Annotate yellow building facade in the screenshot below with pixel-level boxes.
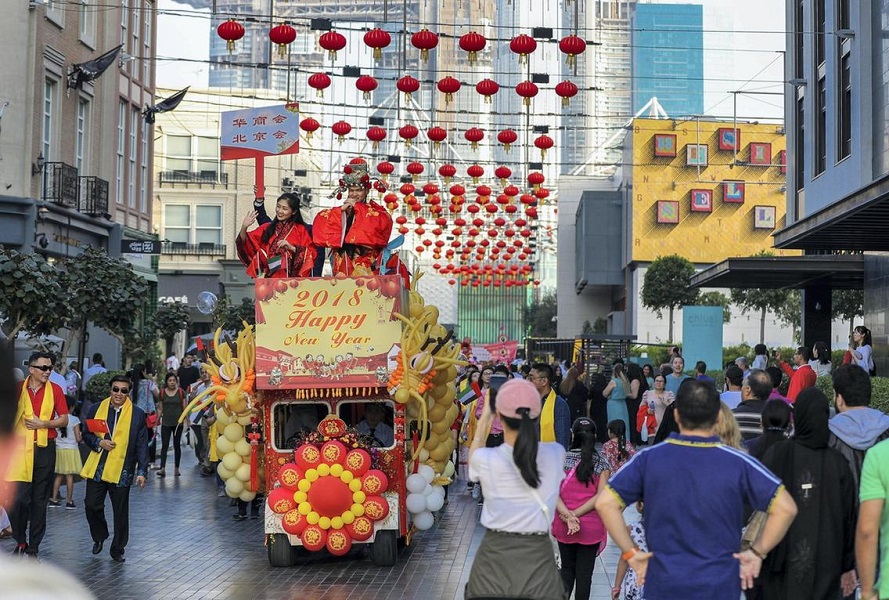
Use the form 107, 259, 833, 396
628, 118, 797, 263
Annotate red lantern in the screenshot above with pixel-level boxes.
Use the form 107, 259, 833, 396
427, 126, 447, 151
318, 31, 347, 60
439, 164, 457, 183
300, 117, 320, 139
555, 80, 579, 107
355, 75, 378, 101
527, 171, 545, 191
476, 185, 492, 200
534, 135, 554, 159
535, 187, 550, 201
459, 32, 487, 65
509, 34, 537, 63
494, 166, 512, 186
476, 79, 500, 103
497, 129, 518, 152
504, 185, 519, 197
377, 161, 394, 180
366, 126, 386, 150
400, 183, 415, 196
397, 75, 420, 102
406, 161, 425, 181
464, 127, 484, 151
331, 120, 352, 143
269, 23, 297, 58
217, 19, 245, 53
559, 34, 587, 66
411, 28, 439, 62
467, 164, 484, 184
515, 81, 539, 107
437, 76, 461, 105
307, 72, 331, 98
363, 28, 391, 60
422, 183, 439, 196
399, 124, 419, 147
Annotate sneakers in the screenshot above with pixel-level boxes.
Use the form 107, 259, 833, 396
156, 469, 166, 477
65, 502, 76, 510
48, 499, 61, 507
217, 488, 226, 498
470, 485, 480, 500
232, 514, 247, 521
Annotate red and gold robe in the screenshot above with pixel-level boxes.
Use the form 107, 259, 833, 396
236, 221, 317, 278
312, 200, 393, 276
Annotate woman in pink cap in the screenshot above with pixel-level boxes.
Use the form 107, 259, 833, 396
465, 378, 567, 600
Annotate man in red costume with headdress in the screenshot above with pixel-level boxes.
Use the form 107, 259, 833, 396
312, 158, 393, 276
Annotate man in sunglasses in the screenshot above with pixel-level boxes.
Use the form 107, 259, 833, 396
81, 375, 149, 563
6, 351, 69, 558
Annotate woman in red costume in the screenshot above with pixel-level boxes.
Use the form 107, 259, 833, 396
312, 159, 393, 276
237, 192, 317, 278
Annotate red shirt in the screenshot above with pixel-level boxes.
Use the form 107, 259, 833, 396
21, 381, 68, 440
779, 362, 817, 402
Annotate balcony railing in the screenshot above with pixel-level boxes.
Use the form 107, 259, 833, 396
43, 162, 79, 207
158, 170, 228, 188
161, 242, 227, 256
78, 176, 109, 217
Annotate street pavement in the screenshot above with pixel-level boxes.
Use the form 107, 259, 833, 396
3, 447, 623, 600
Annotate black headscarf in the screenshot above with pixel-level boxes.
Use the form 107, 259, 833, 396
791, 388, 831, 449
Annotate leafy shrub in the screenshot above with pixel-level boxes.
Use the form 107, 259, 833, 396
85, 370, 127, 403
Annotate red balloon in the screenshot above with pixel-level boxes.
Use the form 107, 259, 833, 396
295, 444, 321, 472
346, 516, 374, 542
282, 509, 308, 536
277, 463, 302, 491
361, 470, 389, 495
300, 524, 327, 552
307, 475, 353, 517
344, 449, 371, 476
320, 440, 347, 465
363, 496, 390, 521
268, 487, 297, 514
326, 529, 353, 556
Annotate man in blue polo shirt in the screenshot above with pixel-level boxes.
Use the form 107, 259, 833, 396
596, 380, 798, 600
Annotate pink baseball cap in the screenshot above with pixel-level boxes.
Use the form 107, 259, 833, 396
496, 378, 542, 419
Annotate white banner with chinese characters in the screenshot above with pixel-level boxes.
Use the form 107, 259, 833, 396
220, 104, 299, 160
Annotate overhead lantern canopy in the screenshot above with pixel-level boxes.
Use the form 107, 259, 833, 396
217, 19, 245, 53
411, 28, 439, 62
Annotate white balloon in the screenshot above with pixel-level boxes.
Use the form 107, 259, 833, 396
216, 435, 234, 455
225, 476, 244, 497
215, 411, 232, 426
426, 493, 445, 512
235, 462, 252, 482
237, 415, 253, 427
443, 461, 455, 479
239, 490, 257, 503
413, 510, 435, 531
234, 439, 252, 457
406, 473, 427, 494
430, 485, 446, 498
418, 449, 430, 462
224, 423, 244, 443
405, 493, 428, 514
196, 291, 218, 315
418, 464, 435, 484
216, 463, 233, 480
222, 451, 242, 472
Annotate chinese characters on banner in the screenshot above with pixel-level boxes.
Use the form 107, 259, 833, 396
254, 276, 404, 389
220, 104, 299, 160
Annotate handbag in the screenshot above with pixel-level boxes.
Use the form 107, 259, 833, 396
740, 510, 768, 551
145, 412, 157, 429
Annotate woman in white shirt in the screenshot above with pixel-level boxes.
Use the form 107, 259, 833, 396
465, 378, 567, 600
809, 341, 833, 377
849, 326, 875, 374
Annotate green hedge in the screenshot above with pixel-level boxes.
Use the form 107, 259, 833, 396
85, 370, 127, 403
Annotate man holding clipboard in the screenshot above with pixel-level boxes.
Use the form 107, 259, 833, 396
81, 375, 149, 562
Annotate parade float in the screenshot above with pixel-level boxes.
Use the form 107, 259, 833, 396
182, 272, 464, 566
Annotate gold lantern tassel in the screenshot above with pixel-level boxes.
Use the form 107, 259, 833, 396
277, 44, 287, 58
374, 48, 382, 60
421, 49, 429, 62
562, 97, 570, 108
504, 142, 512, 153
523, 97, 531, 107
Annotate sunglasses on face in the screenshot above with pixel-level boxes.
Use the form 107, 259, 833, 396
111, 386, 130, 394
30, 365, 52, 372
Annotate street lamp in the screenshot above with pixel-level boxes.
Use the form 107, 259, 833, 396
31, 152, 45, 175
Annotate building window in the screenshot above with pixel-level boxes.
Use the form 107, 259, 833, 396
144, 3, 152, 82
795, 90, 805, 192
195, 206, 222, 244
117, 100, 125, 204
165, 135, 191, 172
75, 98, 90, 172
42, 79, 56, 163
837, 0, 851, 161
46, 0, 65, 27
794, 0, 804, 79
120, 0, 129, 60
79, 0, 96, 47
141, 120, 148, 213
814, 0, 825, 67
163, 205, 190, 243
164, 135, 219, 176
815, 74, 826, 175
129, 108, 138, 207
163, 205, 222, 244
195, 136, 219, 176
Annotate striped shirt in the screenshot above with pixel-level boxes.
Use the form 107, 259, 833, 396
733, 399, 767, 441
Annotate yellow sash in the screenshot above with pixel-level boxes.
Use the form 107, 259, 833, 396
6, 379, 54, 482
81, 398, 133, 484
540, 388, 557, 442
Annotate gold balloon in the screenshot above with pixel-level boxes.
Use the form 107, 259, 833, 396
223, 423, 244, 443
234, 439, 252, 457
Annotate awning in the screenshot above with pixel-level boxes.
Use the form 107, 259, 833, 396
773, 173, 889, 251
689, 255, 864, 290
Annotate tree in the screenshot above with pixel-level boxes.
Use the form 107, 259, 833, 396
641, 255, 699, 342
522, 291, 557, 338
0, 247, 64, 346
833, 289, 864, 336
212, 296, 256, 331
57, 247, 151, 368
697, 291, 731, 324
593, 317, 608, 334
730, 286, 791, 344
153, 301, 191, 354
774, 289, 802, 344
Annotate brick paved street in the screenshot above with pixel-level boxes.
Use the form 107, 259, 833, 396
2, 448, 623, 600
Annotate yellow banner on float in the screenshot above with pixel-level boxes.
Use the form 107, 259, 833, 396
254, 276, 403, 389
